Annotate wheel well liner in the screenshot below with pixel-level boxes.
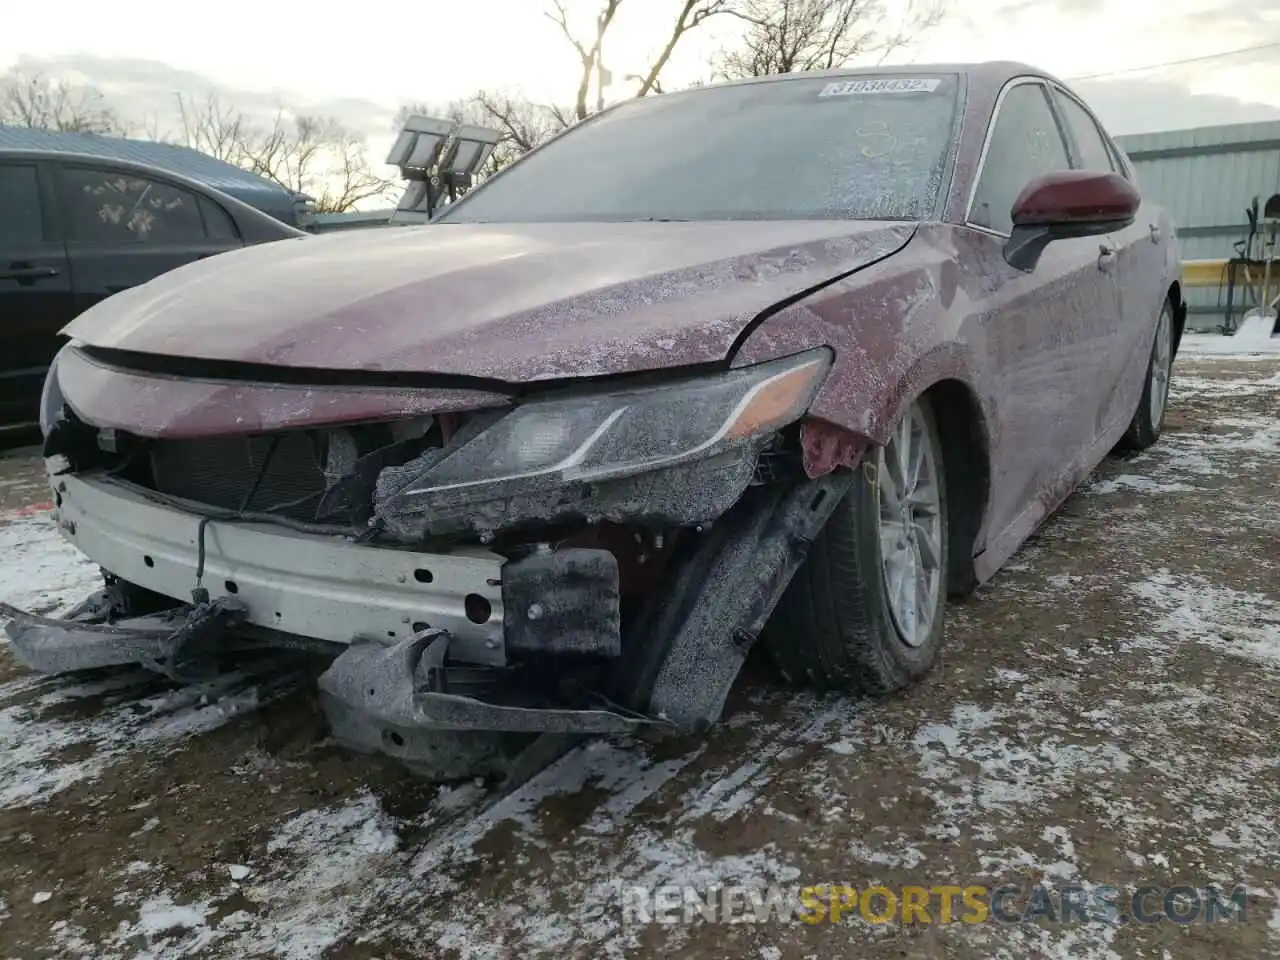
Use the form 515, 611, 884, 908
1168, 280, 1186, 352
923, 379, 989, 597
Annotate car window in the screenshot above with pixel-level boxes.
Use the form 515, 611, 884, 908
969, 82, 1072, 235
199, 196, 240, 241
63, 166, 207, 244
439, 74, 961, 223
0, 164, 44, 245
1053, 92, 1115, 172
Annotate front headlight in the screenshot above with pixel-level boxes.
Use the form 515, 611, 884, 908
39, 350, 66, 438
400, 347, 833, 504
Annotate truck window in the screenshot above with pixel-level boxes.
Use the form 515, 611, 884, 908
63, 166, 207, 244
0, 164, 44, 245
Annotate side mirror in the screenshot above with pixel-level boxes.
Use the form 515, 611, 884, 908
1003, 170, 1141, 271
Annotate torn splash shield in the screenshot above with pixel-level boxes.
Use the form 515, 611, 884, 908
318, 629, 660, 775
0, 596, 248, 680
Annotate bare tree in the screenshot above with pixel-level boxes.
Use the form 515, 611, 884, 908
632, 0, 737, 97
242, 114, 395, 213
174, 91, 249, 162
0, 68, 127, 135
716, 0, 945, 79
546, 0, 624, 121
545, 0, 733, 119
470, 92, 574, 166
171, 93, 396, 213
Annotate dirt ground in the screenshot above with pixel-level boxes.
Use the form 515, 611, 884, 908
0, 352, 1277, 960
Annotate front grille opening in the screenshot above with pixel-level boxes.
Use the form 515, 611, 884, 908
150, 432, 327, 520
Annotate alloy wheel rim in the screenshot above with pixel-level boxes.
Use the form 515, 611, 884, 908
877, 405, 943, 648
1150, 308, 1172, 426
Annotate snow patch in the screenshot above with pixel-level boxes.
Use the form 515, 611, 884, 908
0, 511, 99, 620
1130, 572, 1280, 666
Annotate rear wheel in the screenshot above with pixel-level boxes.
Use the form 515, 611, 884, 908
764, 396, 948, 693
1118, 300, 1174, 451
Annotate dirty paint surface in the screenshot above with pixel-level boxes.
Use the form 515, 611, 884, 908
62, 220, 914, 382
0, 353, 1276, 958
55, 347, 515, 440
52, 65, 1180, 601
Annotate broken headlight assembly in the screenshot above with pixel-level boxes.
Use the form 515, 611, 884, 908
393, 347, 833, 511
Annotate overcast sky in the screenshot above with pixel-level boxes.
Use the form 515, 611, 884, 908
4, 0, 1280, 152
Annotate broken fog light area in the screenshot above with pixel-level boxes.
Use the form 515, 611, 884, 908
378, 348, 833, 530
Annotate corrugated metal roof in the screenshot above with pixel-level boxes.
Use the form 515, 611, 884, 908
0, 125, 299, 222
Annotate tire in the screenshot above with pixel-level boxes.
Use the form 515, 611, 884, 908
1117, 299, 1175, 452
763, 396, 949, 694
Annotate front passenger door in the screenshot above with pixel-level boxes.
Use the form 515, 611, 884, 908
962, 79, 1123, 553
58, 163, 245, 320
1051, 87, 1162, 437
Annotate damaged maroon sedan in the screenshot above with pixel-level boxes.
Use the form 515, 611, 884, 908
4, 62, 1184, 778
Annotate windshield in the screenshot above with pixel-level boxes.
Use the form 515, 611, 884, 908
439, 73, 960, 224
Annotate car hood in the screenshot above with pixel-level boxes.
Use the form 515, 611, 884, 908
65, 220, 915, 383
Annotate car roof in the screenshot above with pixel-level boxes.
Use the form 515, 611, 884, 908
0, 144, 307, 237
0, 125, 302, 223
677, 60, 1055, 93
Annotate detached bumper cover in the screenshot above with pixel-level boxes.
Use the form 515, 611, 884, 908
319, 630, 649, 743
1, 596, 246, 679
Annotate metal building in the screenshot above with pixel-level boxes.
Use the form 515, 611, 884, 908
1115, 121, 1280, 331
0, 125, 307, 226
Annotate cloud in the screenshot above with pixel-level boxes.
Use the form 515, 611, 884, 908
7, 53, 403, 144
13, 25, 1280, 148
1079, 76, 1280, 135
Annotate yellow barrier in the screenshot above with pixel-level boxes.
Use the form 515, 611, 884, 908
1178, 258, 1280, 290
1181, 259, 1230, 289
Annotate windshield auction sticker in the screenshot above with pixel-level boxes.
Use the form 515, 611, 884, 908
819, 78, 942, 97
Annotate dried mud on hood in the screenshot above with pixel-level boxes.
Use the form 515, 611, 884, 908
0, 354, 1277, 959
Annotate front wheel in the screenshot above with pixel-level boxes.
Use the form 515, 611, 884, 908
764, 396, 949, 694
1118, 300, 1174, 451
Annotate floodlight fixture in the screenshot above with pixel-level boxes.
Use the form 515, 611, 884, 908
387, 115, 503, 223
386, 115, 455, 176
440, 124, 503, 179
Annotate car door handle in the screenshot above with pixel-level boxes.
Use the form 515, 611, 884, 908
1097, 245, 1117, 273
1, 264, 60, 281
1149, 223, 1162, 244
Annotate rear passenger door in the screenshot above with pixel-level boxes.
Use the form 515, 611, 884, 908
1050, 86, 1162, 432
0, 159, 72, 428
57, 162, 244, 319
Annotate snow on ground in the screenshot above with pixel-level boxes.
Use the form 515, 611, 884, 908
0, 509, 99, 617
1180, 331, 1280, 358
0, 356, 1277, 959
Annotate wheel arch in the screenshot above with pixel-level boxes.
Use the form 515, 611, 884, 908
920, 378, 990, 598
